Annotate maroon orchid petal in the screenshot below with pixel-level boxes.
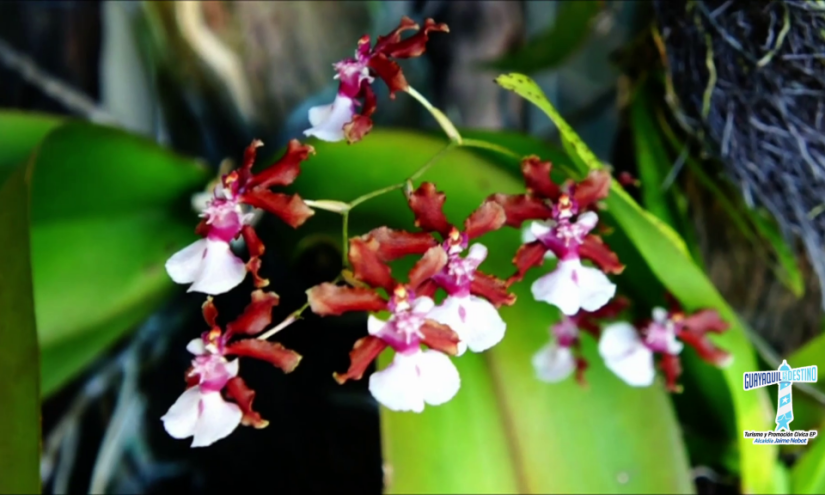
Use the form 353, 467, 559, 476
664, 292, 683, 314
659, 353, 683, 393
241, 225, 269, 289
226, 289, 280, 336
575, 356, 589, 387
242, 139, 264, 172
586, 296, 630, 320
521, 155, 561, 200
185, 366, 200, 388
408, 245, 448, 290
464, 200, 506, 240
368, 53, 408, 97
241, 190, 315, 228
372, 16, 420, 52
579, 234, 625, 275
333, 336, 388, 384
489, 193, 553, 228
507, 240, 549, 285
408, 182, 452, 237
677, 330, 732, 367
307, 283, 387, 316
360, 83, 378, 118
415, 279, 439, 299
364, 226, 438, 262
248, 139, 315, 189
195, 218, 210, 238
202, 297, 219, 328
680, 309, 730, 334
618, 171, 639, 188
225, 376, 268, 429
377, 18, 450, 59
573, 170, 611, 210
343, 114, 374, 144
349, 237, 395, 292
420, 320, 460, 356
225, 339, 302, 373
471, 270, 516, 307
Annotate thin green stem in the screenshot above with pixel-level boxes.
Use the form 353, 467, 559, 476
341, 210, 350, 266
408, 143, 455, 182
459, 138, 522, 160
405, 86, 463, 144
348, 183, 405, 209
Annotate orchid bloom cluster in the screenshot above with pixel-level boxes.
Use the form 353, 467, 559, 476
159, 15, 734, 449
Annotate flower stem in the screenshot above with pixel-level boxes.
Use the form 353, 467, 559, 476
341, 210, 350, 266
459, 138, 522, 161
405, 85, 463, 144
408, 143, 455, 182
257, 301, 310, 341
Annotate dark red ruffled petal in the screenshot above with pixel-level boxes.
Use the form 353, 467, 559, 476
618, 171, 639, 188
241, 225, 269, 288
333, 336, 388, 384
368, 53, 408, 97
579, 234, 624, 275
586, 295, 630, 320
372, 16, 420, 52
225, 339, 302, 373
349, 237, 395, 292
488, 193, 553, 228
677, 330, 732, 367
195, 218, 210, 237
573, 170, 611, 210
241, 139, 264, 173
680, 309, 729, 334
415, 278, 439, 299
408, 245, 448, 290
408, 182, 452, 237
659, 353, 683, 393
420, 320, 460, 356
248, 139, 315, 189
574, 356, 589, 387
507, 240, 549, 285
185, 366, 200, 388
202, 297, 219, 328
360, 83, 378, 118
241, 190, 315, 228
464, 200, 506, 240
470, 270, 516, 307
343, 114, 374, 144
225, 376, 268, 429
307, 283, 387, 316
521, 155, 561, 200
376, 18, 449, 59
226, 289, 280, 337
363, 226, 438, 262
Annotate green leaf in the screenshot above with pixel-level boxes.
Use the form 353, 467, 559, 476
7, 118, 210, 396
281, 130, 694, 494
481, 0, 601, 74
791, 427, 825, 493
494, 73, 778, 494
0, 111, 63, 182
0, 158, 41, 492
749, 209, 804, 298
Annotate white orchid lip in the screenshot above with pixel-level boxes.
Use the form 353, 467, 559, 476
598, 322, 655, 387
531, 257, 616, 316
368, 348, 460, 413
303, 94, 357, 142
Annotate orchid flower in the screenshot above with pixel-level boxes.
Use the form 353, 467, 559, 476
491, 156, 624, 315
599, 301, 732, 391
304, 16, 449, 144
165, 140, 315, 295
532, 297, 629, 385
162, 291, 302, 447
307, 239, 461, 413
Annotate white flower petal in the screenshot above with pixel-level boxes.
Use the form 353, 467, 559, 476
575, 264, 617, 313
598, 322, 655, 387
166, 239, 208, 284
652, 307, 669, 324
531, 259, 581, 315
521, 223, 556, 259
428, 295, 505, 355
367, 315, 388, 336
532, 342, 576, 383
416, 350, 461, 406
161, 387, 203, 440
369, 351, 426, 413
412, 296, 435, 314
190, 392, 243, 448
187, 239, 247, 295
576, 211, 599, 231
225, 358, 240, 379
529, 220, 553, 240
186, 338, 206, 356
466, 243, 488, 264
303, 94, 356, 142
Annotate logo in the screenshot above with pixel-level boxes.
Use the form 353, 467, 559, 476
743, 360, 818, 444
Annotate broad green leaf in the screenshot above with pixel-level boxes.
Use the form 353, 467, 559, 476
791, 430, 825, 494
10, 118, 210, 395
0, 111, 63, 182
0, 158, 40, 492
749, 209, 804, 298
495, 73, 777, 494
481, 0, 601, 74
279, 130, 693, 494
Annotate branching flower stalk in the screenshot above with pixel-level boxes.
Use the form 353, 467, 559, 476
159, 15, 734, 449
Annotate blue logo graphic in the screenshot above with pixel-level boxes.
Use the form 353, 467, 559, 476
743, 360, 818, 444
